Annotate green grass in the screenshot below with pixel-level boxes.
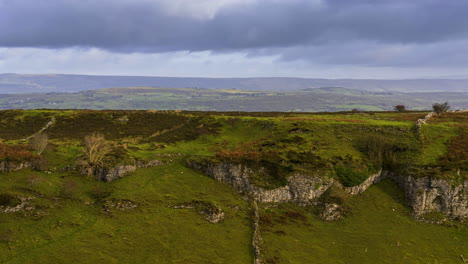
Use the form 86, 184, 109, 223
0, 164, 253, 264
418, 124, 459, 165
260, 180, 467, 264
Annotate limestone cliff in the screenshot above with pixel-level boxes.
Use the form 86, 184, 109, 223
86, 160, 163, 182
386, 172, 467, 220
189, 162, 334, 204
189, 161, 467, 220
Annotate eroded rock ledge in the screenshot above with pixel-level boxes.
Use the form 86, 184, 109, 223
83, 160, 164, 182
189, 162, 467, 220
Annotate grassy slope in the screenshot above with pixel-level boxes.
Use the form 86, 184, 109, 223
260, 180, 467, 264
0, 164, 252, 264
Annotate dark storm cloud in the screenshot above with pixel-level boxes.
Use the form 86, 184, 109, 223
1, 0, 468, 52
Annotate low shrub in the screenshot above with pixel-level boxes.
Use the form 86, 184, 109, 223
32, 157, 49, 171
26, 174, 43, 186
0, 193, 20, 207
0, 144, 34, 161
334, 166, 369, 187
319, 186, 350, 206
90, 185, 113, 201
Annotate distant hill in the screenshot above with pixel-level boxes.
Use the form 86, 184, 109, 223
1, 86, 467, 111
1, 73, 468, 94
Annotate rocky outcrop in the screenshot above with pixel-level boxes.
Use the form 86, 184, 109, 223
0, 157, 48, 172
386, 172, 467, 220
320, 203, 343, 221
86, 160, 163, 182
189, 162, 334, 204
1, 197, 35, 213
0, 160, 33, 172
190, 161, 467, 220
94, 165, 138, 182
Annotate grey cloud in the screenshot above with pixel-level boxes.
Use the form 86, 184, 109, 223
266, 39, 468, 67
1, 0, 468, 52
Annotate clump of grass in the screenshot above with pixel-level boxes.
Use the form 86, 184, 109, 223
90, 185, 113, 201
60, 180, 79, 199
319, 185, 350, 207
0, 229, 14, 244
25, 174, 44, 186
0, 193, 20, 207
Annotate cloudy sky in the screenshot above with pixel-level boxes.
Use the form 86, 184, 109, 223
1, 0, 468, 78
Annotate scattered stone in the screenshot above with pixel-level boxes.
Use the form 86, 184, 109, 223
320, 203, 343, 221
103, 198, 139, 214
172, 200, 225, 223
1, 197, 35, 213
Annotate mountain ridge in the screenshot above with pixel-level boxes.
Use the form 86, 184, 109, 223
1, 73, 468, 94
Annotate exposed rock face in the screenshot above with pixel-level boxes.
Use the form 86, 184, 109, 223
386, 172, 467, 220
0, 160, 33, 172
190, 162, 334, 204
190, 161, 467, 220
95, 165, 138, 182
86, 160, 163, 182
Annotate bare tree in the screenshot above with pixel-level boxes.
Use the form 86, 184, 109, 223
84, 132, 111, 166
394, 105, 406, 112
29, 133, 48, 155
432, 102, 450, 114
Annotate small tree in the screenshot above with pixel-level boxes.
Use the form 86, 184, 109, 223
84, 132, 111, 166
394, 105, 406, 112
29, 133, 48, 155
432, 102, 450, 114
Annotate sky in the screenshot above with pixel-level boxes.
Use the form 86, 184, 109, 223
1, 0, 468, 79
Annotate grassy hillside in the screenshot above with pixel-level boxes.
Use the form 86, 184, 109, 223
0, 110, 466, 263
260, 180, 467, 264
